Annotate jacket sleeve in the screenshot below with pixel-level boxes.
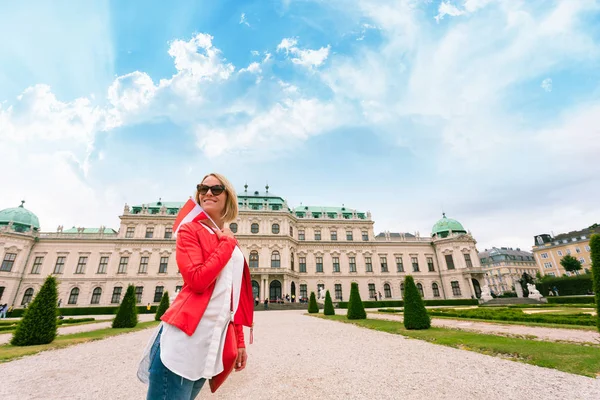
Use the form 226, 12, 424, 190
234, 323, 245, 348
176, 223, 236, 294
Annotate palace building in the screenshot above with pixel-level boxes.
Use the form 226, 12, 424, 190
0, 188, 486, 308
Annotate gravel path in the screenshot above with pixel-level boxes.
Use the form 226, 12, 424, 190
0, 314, 156, 345
368, 312, 600, 344
1, 310, 599, 400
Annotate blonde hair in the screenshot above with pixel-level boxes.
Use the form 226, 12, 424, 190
196, 172, 239, 223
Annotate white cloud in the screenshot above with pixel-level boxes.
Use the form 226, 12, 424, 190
434, 1, 465, 23
251, 50, 260, 56
239, 13, 250, 27
276, 37, 298, 54
107, 71, 156, 115
277, 38, 330, 68
239, 62, 262, 74
541, 78, 552, 92
167, 33, 234, 82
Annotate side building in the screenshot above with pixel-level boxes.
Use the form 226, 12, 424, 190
478, 247, 538, 295
532, 224, 599, 277
0, 191, 486, 308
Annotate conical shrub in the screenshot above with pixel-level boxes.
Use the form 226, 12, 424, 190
112, 285, 138, 328
590, 234, 600, 332
324, 290, 335, 315
403, 276, 430, 330
347, 282, 366, 320
11, 276, 59, 346
155, 291, 170, 321
308, 292, 319, 313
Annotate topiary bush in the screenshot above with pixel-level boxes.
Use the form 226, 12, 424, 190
112, 285, 138, 328
155, 291, 170, 321
590, 234, 600, 332
347, 282, 366, 320
308, 292, 319, 314
403, 276, 430, 330
11, 276, 59, 346
324, 290, 335, 316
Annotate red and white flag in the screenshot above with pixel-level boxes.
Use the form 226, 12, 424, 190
172, 198, 211, 237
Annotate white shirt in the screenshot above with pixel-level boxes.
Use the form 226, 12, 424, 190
136, 223, 244, 383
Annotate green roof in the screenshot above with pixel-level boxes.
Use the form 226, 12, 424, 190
62, 227, 117, 234
293, 205, 366, 219
0, 201, 40, 232
432, 213, 466, 237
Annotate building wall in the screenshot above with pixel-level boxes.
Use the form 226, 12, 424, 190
533, 239, 593, 277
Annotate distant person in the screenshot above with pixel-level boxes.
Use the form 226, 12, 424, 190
146, 303, 151, 311
264, 298, 269, 310
255, 296, 259, 306
57, 299, 62, 307
552, 286, 559, 296
0, 304, 7, 319
378, 291, 382, 300
291, 294, 295, 303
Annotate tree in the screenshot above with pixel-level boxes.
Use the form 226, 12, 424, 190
323, 290, 335, 316
11, 276, 59, 346
560, 254, 583, 273
308, 292, 319, 314
403, 276, 430, 330
155, 291, 170, 321
589, 234, 600, 332
112, 285, 138, 328
347, 282, 366, 320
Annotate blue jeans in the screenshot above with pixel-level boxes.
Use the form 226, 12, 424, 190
147, 328, 206, 400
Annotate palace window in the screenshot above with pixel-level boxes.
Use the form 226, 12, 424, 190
159, 256, 169, 273
365, 257, 373, 272
368, 284, 376, 300
31, 256, 44, 274
251, 223, 259, 234
53, 256, 66, 274
68, 288, 80, 305
139, 257, 149, 274
75, 256, 88, 274
164, 227, 173, 239
97, 257, 109, 274
335, 284, 342, 300
117, 257, 129, 274
0, 253, 16, 272
111, 287, 122, 304
272, 223, 280, 234
541, 253, 549, 259
289, 226, 293, 236
300, 284, 307, 299
154, 286, 164, 302
316, 257, 323, 273
544, 262, 553, 269
445, 255, 455, 270
451, 281, 461, 296
576, 248, 581, 253
299, 257, 306, 273
330, 230, 337, 241
135, 286, 143, 303
333, 257, 340, 273
396, 257, 404, 272
585, 245, 591, 252
271, 251, 281, 268
125, 226, 135, 238
579, 257, 585, 265
21, 288, 34, 305
349, 257, 356, 273
291, 253, 295, 271
427, 257, 435, 272
464, 254, 473, 268
315, 230, 321, 240
400, 283, 404, 298
90, 287, 102, 304
176, 285, 183, 293
250, 251, 259, 268
432, 283, 440, 297
145, 227, 154, 239
380, 256, 388, 273
346, 231, 353, 241
362, 231, 368, 241
566, 249, 571, 255
230, 223, 237, 233
411, 257, 419, 272
384, 283, 392, 298
557, 250, 563, 256
416, 283, 424, 297
299, 230, 305, 240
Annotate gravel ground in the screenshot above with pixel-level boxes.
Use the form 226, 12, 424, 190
368, 312, 600, 344
1, 310, 599, 400
0, 314, 156, 345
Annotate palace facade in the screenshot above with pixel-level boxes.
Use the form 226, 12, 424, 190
478, 247, 538, 295
0, 188, 487, 308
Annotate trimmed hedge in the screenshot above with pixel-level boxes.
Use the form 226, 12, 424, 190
0, 317, 96, 333
155, 292, 170, 321
428, 307, 595, 326
112, 285, 138, 328
308, 292, 319, 314
9, 305, 158, 318
547, 296, 596, 304
337, 299, 478, 309
536, 274, 593, 296
347, 282, 366, 320
590, 233, 600, 332
323, 290, 335, 316
403, 276, 430, 330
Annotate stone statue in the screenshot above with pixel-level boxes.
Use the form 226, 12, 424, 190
317, 287, 326, 304
480, 284, 493, 302
527, 283, 543, 301
123, 203, 130, 214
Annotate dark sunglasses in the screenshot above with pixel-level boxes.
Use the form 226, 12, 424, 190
197, 184, 226, 196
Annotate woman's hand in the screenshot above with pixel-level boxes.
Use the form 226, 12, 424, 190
215, 226, 236, 241
234, 348, 247, 371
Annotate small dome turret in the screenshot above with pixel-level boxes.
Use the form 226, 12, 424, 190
0, 201, 40, 232
431, 213, 466, 238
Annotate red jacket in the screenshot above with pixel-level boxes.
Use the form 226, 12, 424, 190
161, 222, 254, 348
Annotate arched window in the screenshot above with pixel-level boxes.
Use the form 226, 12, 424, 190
384, 283, 392, 298
251, 223, 259, 234
91, 287, 102, 304
230, 223, 238, 233
272, 223, 280, 234
400, 283, 404, 298
416, 283, 424, 297
291, 253, 295, 271
289, 226, 293, 236
68, 287, 80, 304
21, 288, 34, 305
249, 251, 259, 268
271, 251, 281, 268
432, 283, 440, 297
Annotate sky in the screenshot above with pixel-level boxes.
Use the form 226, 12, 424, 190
1, 0, 599, 252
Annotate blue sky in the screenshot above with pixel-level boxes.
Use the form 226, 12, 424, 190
1, 0, 599, 251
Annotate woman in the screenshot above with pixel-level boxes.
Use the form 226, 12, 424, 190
139, 173, 254, 399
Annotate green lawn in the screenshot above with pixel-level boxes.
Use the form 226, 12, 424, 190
0, 321, 159, 362
0, 318, 113, 334
313, 314, 600, 378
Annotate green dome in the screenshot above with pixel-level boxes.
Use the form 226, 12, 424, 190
0, 201, 40, 232
432, 213, 466, 237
